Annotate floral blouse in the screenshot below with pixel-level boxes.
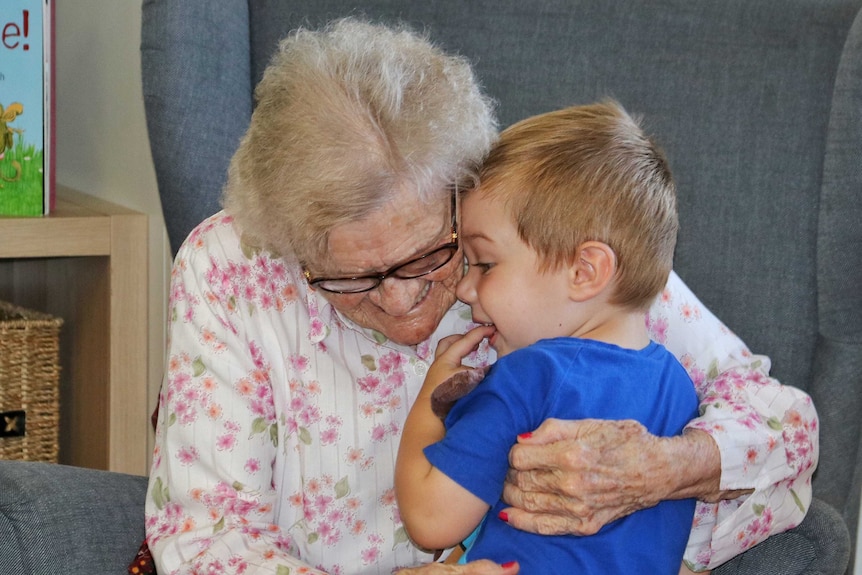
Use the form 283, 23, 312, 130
146, 212, 818, 574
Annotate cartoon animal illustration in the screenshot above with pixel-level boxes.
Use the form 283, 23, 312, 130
1, 102, 25, 185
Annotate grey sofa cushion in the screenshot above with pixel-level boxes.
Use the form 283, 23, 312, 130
0, 461, 147, 575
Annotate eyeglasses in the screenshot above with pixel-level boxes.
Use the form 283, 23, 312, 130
304, 192, 459, 294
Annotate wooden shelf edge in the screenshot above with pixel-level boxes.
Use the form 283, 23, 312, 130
0, 187, 146, 258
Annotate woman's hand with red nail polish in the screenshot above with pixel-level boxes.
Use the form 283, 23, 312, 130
501, 418, 733, 537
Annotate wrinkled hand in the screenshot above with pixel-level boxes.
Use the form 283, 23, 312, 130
502, 418, 678, 536
396, 560, 519, 575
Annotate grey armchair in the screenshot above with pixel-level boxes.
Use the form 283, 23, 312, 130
1, 1, 860, 573
142, 4, 862, 572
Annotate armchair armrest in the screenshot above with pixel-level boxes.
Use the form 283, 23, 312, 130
0, 460, 147, 575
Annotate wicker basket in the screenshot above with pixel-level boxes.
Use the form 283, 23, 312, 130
0, 300, 63, 463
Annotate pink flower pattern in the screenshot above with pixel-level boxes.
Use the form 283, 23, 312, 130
146, 212, 817, 574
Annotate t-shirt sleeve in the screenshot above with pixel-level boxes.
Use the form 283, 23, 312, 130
423, 351, 554, 505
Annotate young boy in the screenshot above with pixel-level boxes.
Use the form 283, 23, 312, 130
395, 101, 699, 574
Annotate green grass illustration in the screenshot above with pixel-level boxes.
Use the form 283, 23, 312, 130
0, 134, 45, 216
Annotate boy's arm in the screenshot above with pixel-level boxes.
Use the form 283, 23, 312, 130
395, 326, 495, 551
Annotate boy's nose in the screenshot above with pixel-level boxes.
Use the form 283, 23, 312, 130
455, 269, 477, 304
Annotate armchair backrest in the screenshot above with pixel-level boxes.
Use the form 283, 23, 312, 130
141, 0, 862, 564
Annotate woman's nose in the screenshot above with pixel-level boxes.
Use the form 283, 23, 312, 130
367, 277, 428, 316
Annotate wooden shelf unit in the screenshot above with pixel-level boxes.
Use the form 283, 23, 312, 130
0, 186, 148, 475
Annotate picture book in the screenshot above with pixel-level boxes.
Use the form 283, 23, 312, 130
0, 0, 54, 216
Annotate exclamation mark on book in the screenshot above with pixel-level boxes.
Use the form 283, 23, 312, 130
22, 10, 30, 51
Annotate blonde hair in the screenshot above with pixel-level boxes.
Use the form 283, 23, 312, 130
222, 18, 497, 264
476, 100, 677, 310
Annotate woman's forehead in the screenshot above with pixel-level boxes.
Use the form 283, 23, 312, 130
319, 193, 449, 273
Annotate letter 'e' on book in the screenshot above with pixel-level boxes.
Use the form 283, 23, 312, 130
1, 0, 54, 216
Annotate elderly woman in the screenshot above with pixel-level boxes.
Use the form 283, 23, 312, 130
145, 18, 817, 575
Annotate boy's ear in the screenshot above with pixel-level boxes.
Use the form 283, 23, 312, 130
567, 241, 617, 302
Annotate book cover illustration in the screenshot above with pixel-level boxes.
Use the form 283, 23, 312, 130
1, 0, 52, 216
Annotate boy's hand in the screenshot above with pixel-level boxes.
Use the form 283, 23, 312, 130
422, 325, 496, 397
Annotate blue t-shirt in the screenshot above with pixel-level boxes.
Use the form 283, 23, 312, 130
424, 338, 698, 574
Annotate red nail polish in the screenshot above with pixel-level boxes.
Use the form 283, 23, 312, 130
498, 510, 509, 522
502, 561, 517, 568
518, 431, 532, 440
